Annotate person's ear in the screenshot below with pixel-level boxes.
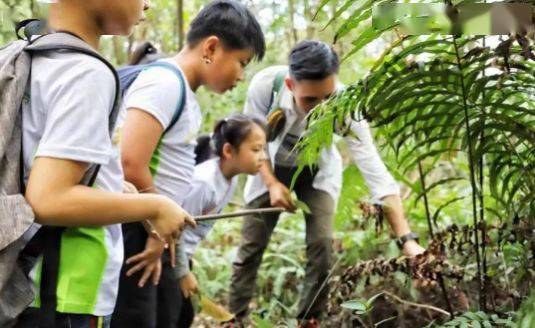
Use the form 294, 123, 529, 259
202, 36, 220, 64
285, 77, 295, 92
222, 143, 234, 160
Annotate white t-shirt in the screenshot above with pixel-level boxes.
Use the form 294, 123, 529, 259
21, 50, 124, 316
174, 158, 238, 277
122, 58, 202, 205
244, 65, 400, 203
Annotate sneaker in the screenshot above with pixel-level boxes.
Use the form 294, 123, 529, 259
298, 318, 321, 328
220, 317, 245, 328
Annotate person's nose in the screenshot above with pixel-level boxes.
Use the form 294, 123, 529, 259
237, 69, 245, 82
260, 150, 268, 162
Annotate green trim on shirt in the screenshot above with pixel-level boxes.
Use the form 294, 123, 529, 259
32, 227, 108, 314
32, 258, 43, 307
56, 227, 108, 314
149, 138, 164, 176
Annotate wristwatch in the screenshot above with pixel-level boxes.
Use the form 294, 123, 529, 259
396, 232, 419, 249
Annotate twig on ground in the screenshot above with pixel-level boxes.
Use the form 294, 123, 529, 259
381, 290, 450, 316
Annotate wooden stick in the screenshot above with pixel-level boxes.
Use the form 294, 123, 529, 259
381, 290, 450, 316
194, 207, 286, 222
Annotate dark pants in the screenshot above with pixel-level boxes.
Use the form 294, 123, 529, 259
229, 166, 335, 320
111, 223, 183, 328
176, 260, 195, 328
15, 308, 112, 328
176, 296, 194, 328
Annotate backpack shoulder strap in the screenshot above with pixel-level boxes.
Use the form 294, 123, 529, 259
24, 33, 121, 186
24, 33, 120, 123
16, 19, 49, 41
144, 61, 187, 135
268, 67, 289, 115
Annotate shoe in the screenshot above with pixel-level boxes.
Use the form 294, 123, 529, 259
298, 318, 321, 328
220, 317, 244, 328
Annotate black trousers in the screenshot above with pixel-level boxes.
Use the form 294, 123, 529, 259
15, 308, 112, 328
176, 258, 195, 328
111, 223, 183, 328
176, 294, 194, 328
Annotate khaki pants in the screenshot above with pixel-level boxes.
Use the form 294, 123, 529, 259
229, 166, 335, 320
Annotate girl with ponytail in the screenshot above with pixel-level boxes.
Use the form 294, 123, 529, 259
176, 113, 267, 326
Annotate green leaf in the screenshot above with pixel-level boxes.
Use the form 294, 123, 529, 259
341, 300, 368, 313
464, 312, 479, 321
251, 314, 274, 328
295, 199, 312, 214
365, 292, 384, 308
313, 0, 332, 20
342, 24, 396, 61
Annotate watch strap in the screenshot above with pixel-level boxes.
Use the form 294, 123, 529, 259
397, 232, 419, 248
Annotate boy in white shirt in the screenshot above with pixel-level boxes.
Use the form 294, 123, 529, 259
15, 1, 193, 327
112, 1, 266, 327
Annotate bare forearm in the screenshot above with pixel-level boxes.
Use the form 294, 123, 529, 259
259, 160, 278, 187
381, 194, 412, 237
29, 185, 167, 227
121, 109, 164, 193
123, 164, 161, 232
123, 163, 156, 193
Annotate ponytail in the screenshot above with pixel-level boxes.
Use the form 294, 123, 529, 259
194, 134, 214, 165
128, 41, 162, 65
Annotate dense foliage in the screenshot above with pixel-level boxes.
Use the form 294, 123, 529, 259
1, 0, 533, 327
296, 0, 534, 327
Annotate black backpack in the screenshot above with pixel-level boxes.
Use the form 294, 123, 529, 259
117, 60, 187, 135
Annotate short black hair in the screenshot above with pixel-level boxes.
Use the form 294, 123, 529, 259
289, 40, 340, 80
187, 0, 265, 60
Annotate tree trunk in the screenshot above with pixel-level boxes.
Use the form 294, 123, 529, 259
288, 0, 298, 46
177, 0, 184, 50
304, 0, 316, 39
112, 37, 126, 65
127, 34, 134, 59
30, 0, 36, 16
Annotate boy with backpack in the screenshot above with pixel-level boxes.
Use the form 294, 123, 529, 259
0, 1, 195, 327
110, 1, 266, 327
227, 40, 426, 327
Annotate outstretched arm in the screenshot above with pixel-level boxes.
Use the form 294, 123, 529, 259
381, 194, 425, 256
258, 161, 296, 211
344, 120, 424, 256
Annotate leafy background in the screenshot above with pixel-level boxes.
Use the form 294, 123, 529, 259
1, 0, 533, 327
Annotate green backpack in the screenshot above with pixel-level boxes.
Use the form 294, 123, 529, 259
266, 68, 288, 141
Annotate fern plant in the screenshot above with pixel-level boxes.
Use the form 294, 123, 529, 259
432, 311, 515, 328
298, 0, 534, 319
298, 35, 534, 217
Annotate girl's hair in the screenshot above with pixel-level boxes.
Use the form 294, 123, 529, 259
194, 113, 267, 164
194, 134, 213, 165
128, 41, 163, 65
